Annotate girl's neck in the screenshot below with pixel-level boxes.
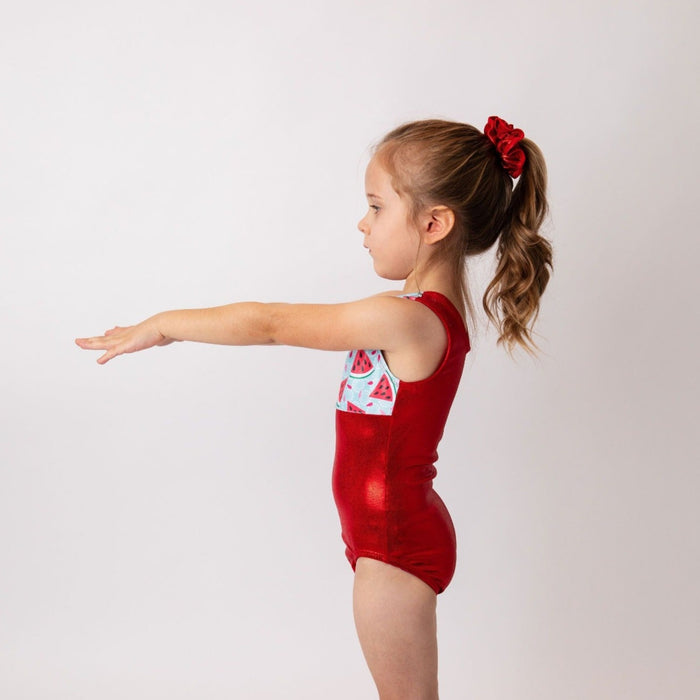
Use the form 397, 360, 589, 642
402, 265, 466, 321
402, 262, 454, 296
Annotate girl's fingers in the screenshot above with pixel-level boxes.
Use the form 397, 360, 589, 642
75, 326, 125, 346
76, 336, 122, 354
96, 343, 126, 364
97, 351, 115, 365
75, 336, 108, 348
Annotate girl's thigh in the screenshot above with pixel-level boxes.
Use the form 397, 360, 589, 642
352, 557, 439, 700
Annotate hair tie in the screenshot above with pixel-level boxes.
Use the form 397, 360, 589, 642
484, 116, 526, 179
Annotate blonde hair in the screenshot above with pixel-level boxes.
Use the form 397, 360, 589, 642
373, 118, 553, 357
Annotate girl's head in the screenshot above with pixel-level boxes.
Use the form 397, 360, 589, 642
369, 117, 553, 357
357, 154, 445, 282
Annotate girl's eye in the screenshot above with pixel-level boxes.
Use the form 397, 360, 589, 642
370, 205, 381, 213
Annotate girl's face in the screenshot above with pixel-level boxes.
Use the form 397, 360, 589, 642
357, 157, 421, 281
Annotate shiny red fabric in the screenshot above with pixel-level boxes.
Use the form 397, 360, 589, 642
484, 115, 526, 178
331, 291, 470, 594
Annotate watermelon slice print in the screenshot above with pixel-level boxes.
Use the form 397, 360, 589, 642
349, 349, 374, 378
338, 377, 347, 402
369, 373, 394, 402
346, 401, 366, 414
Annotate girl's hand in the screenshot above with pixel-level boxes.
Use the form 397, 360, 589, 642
75, 320, 175, 365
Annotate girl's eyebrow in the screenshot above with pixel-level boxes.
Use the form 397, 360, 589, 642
366, 193, 383, 200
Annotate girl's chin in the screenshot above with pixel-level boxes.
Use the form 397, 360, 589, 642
373, 264, 410, 282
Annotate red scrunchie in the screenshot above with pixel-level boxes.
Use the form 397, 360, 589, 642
484, 116, 526, 179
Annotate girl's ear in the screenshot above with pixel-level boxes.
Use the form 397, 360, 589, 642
421, 205, 455, 245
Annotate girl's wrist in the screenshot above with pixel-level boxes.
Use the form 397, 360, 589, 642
149, 312, 174, 342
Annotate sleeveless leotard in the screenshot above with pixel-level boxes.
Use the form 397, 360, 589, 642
332, 291, 470, 594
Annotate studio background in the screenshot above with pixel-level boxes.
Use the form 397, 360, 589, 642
1, 1, 697, 698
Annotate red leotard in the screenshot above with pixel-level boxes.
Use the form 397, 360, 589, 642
332, 291, 470, 594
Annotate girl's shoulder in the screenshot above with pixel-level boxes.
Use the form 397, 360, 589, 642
370, 289, 466, 328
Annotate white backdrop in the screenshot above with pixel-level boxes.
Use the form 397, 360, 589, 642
1, 1, 698, 698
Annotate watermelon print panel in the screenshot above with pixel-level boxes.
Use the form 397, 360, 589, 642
335, 293, 420, 415
336, 348, 399, 415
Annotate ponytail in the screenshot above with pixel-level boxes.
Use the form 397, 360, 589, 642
482, 138, 553, 357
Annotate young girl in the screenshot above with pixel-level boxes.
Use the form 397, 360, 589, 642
76, 116, 552, 699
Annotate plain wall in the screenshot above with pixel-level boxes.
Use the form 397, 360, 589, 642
1, 1, 698, 698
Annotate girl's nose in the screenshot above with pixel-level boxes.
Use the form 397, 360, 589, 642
357, 215, 368, 234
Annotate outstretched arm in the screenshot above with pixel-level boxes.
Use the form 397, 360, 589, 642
75, 295, 445, 366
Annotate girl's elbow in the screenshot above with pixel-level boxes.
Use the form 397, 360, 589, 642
262, 303, 287, 345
